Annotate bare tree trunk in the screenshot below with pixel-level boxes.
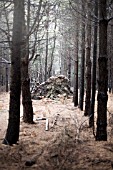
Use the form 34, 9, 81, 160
39, 41, 43, 83
89, 0, 98, 127
48, 14, 57, 78
84, 0, 92, 116
44, 4, 49, 81
21, 0, 33, 124
108, 20, 113, 93
48, 35, 56, 78
79, 1, 86, 111
73, 14, 79, 107
5, 64, 8, 92
64, 45, 68, 77
3, 0, 23, 145
67, 47, 71, 85
110, 24, 113, 93
96, 0, 108, 141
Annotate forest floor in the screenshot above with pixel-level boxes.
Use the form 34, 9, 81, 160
0, 90, 113, 170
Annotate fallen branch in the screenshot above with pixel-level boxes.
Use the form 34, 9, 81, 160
50, 114, 60, 129
35, 117, 49, 131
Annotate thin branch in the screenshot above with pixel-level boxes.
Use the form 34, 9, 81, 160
107, 16, 113, 22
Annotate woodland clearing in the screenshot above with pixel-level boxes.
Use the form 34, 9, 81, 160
0, 91, 113, 170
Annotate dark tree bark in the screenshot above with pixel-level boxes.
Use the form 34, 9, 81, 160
39, 42, 43, 83
110, 24, 113, 93
73, 13, 79, 107
5, 64, 9, 92
67, 47, 71, 85
3, 0, 23, 145
89, 0, 98, 127
108, 19, 113, 93
84, 0, 92, 116
21, 0, 34, 124
96, 0, 108, 141
79, 1, 86, 111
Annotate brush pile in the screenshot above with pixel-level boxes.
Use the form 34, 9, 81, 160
31, 75, 72, 100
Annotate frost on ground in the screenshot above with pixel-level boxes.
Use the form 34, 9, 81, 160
0, 92, 113, 170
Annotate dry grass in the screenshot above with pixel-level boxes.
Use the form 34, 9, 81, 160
0, 92, 113, 170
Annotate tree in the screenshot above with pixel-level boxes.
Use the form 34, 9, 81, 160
96, 0, 108, 141
29, 0, 59, 82
72, 2, 79, 107
73, 29, 79, 107
44, 2, 49, 81
48, 11, 57, 78
108, 2, 113, 93
84, 0, 92, 116
79, 0, 86, 111
89, 0, 98, 127
21, 0, 34, 124
3, 0, 23, 145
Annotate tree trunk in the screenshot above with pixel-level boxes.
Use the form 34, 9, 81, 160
79, 1, 86, 111
44, 4, 49, 81
84, 0, 92, 116
5, 64, 9, 92
108, 20, 113, 93
89, 0, 98, 127
67, 47, 71, 85
21, 0, 34, 124
110, 24, 113, 93
96, 0, 108, 141
3, 0, 23, 145
39, 42, 43, 83
73, 13, 79, 107
48, 15, 57, 78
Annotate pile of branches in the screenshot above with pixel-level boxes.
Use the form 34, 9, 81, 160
31, 75, 72, 100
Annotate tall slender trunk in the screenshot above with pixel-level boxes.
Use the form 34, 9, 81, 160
89, 0, 98, 127
68, 47, 71, 85
5, 64, 8, 92
108, 21, 113, 93
73, 14, 79, 107
44, 4, 49, 81
96, 0, 108, 141
79, 1, 86, 111
3, 0, 23, 145
64, 42, 68, 77
48, 14, 57, 78
21, 0, 33, 124
39, 41, 43, 83
84, 0, 92, 116
48, 35, 56, 78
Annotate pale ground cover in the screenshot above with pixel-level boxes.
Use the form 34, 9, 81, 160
0, 91, 113, 170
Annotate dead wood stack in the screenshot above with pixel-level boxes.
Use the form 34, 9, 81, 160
31, 75, 72, 100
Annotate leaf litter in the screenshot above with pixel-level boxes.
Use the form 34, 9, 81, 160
0, 92, 113, 170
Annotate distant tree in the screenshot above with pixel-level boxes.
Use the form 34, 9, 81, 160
44, 3, 49, 81
3, 0, 23, 145
48, 12, 57, 78
72, 3, 79, 107
79, 0, 86, 111
0, 2, 13, 91
73, 32, 79, 106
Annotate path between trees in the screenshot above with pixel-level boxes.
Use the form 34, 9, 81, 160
0, 92, 113, 170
